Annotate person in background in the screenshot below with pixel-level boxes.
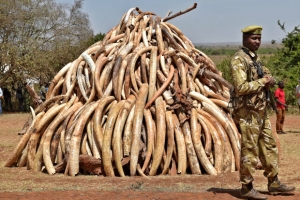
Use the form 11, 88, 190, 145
274, 81, 288, 134
3, 87, 13, 112
0, 86, 3, 115
45, 82, 49, 93
230, 25, 295, 200
39, 82, 46, 101
22, 83, 31, 113
12, 83, 25, 112
296, 78, 300, 112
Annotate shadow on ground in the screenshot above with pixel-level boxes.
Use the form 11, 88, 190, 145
207, 188, 241, 199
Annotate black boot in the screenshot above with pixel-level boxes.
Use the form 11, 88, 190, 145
268, 175, 295, 195
240, 182, 268, 200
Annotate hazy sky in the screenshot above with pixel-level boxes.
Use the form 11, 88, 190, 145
57, 0, 300, 44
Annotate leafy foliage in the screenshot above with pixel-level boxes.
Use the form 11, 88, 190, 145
216, 56, 232, 84
266, 21, 300, 105
87, 32, 106, 47
0, 0, 94, 86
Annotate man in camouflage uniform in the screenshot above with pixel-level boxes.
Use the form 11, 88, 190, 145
230, 25, 295, 200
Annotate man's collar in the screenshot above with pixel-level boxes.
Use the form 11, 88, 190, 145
242, 46, 257, 58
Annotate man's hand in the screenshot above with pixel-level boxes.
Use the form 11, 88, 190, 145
264, 75, 276, 86
285, 104, 289, 111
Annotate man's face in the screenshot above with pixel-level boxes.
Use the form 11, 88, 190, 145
243, 34, 261, 52
279, 82, 285, 89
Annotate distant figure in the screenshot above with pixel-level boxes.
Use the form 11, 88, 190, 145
0, 85, 3, 115
45, 82, 49, 93
296, 78, 300, 112
3, 87, 13, 111
274, 81, 288, 134
22, 83, 31, 113
13, 83, 25, 112
39, 82, 46, 101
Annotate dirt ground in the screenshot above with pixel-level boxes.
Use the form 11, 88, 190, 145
0, 113, 300, 200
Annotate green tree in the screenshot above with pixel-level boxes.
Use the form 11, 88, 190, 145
266, 21, 300, 105
87, 32, 106, 47
217, 56, 232, 84
0, 0, 94, 85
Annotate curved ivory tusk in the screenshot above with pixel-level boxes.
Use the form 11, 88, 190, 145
197, 113, 223, 174
30, 106, 36, 119
93, 96, 115, 155
69, 101, 100, 176
47, 62, 72, 100
141, 108, 156, 172
130, 83, 148, 176
149, 97, 166, 176
76, 62, 89, 102
190, 108, 217, 175
124, 7, 137, 23
198, 108, 232, 173
102, 100, 126, 177
145, 64, 174, 109
147, 46, 158, 102
82, 52, 96, 72
130, 46, 153, 92
201, 101, 240, 171
173, 114, 187, 174
161, 111, 175, 175
112, 95, 136, 176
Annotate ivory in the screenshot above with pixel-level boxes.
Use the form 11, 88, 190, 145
102, 100, 126, 177
86, 120, 100, 159
149, 97, 166, 176
82, 52, 96, 71
41, 98, 78, 173
5, 7, 242, 178
47, 62, 72, 100
147, 46, 158, 103
112, 95, 136, 176
197, 113, 223, 174
130, 83, 148, 176
161, 111, 175, 175
141, 109, 156, 172
190, 108, 217, 175
116, 53, 132, 101
93, 96, 115, 154
130, 46, 153, 92
68, 102, 99, 176
123, 104, 135, 156
145, 64, 174, 109
173, 114, 187, 174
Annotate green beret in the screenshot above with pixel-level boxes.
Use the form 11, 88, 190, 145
241, 25, 263, 34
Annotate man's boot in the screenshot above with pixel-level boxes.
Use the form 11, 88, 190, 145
240, 182, 268, 200
268, 175, 295, 195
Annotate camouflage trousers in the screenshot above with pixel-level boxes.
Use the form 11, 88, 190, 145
235, 107, 279, 185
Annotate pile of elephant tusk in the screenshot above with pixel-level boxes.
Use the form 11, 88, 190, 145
4, 5, 241, 177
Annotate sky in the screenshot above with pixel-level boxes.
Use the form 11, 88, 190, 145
56, 0, 300, 44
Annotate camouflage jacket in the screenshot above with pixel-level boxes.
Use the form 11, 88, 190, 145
230, 47, 271, 111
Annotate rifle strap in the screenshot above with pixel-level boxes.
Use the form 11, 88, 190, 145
241, 47, 264, 78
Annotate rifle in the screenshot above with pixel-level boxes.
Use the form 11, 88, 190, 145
267, 89, 278, 113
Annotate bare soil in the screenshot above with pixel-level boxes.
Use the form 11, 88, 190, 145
0, 113, 300, 200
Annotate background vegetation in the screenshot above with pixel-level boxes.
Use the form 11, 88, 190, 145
0, 0, 103, 86
198, 22, 300, 107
